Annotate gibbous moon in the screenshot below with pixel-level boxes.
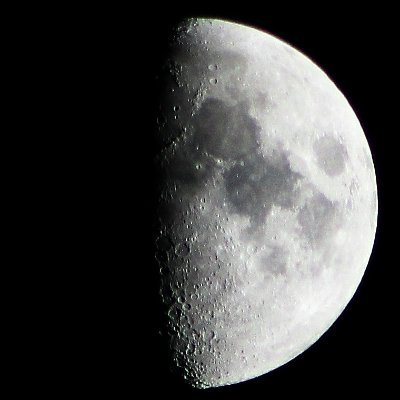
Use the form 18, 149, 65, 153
154, 18, 377, 389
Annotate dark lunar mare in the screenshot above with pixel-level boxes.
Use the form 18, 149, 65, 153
158, 97, 304, 231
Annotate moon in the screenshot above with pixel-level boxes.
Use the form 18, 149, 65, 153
154, 18, 377, 389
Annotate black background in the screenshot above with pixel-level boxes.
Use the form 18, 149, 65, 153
77, 5, 396, 398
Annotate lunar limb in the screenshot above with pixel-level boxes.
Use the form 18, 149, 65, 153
155, 19, 377, 388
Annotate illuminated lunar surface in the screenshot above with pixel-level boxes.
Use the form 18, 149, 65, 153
154, 18, 377, 388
